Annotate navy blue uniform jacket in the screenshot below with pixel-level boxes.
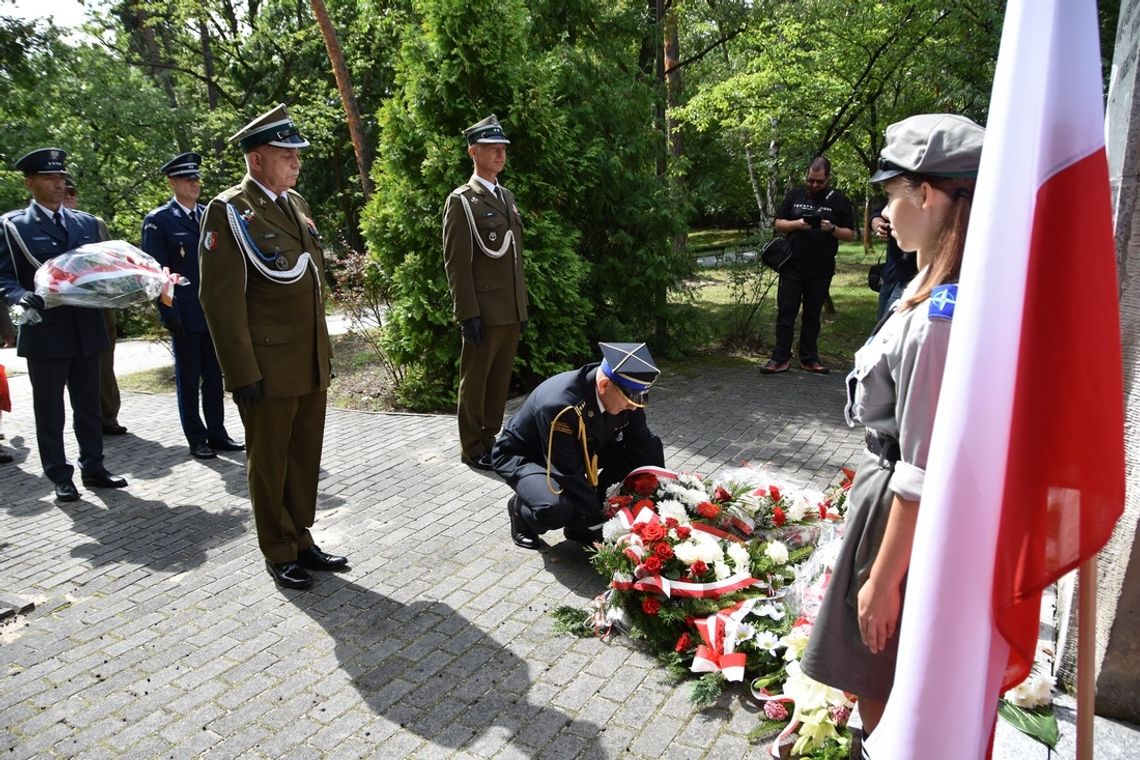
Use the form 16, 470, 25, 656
0, 202, 110, 358
141, 199, 207, 333
492, 364, 659, 509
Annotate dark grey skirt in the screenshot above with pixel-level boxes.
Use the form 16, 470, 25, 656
800, 448, 903, 702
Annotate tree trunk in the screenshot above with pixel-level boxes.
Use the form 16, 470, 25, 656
309, 0, 374, 200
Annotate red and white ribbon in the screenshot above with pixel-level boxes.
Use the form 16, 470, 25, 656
689, 598, 758, 681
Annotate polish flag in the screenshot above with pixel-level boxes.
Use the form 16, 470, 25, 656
866, 1, 1125, 758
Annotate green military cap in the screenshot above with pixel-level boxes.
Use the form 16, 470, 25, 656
230, 103, 311, 152
463, 114, 510, 145
871, 114, 985, 183
599, 342, 660, 408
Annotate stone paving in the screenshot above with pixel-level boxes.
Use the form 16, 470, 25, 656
0, 340, 1134, 758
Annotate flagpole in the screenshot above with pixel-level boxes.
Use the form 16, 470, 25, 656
1077, 556, 1097, 760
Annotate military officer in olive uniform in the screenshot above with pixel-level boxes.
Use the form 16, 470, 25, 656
492, 342, 666, 550
142, 152, 242, 460
0, 148, 129, 501
198, 105, 347, 590
443, 114, 528, 471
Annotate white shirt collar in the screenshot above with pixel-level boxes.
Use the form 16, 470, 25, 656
174, 199, 197, 216
250, 177, 282, 203
33, 200, 65, 221
472, 175, 500, 195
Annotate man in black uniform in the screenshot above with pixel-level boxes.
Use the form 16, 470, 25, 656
492, 342, 665, 550
141, 152, 242, 460
0, 148, 128, 501
763, 156, 856, 375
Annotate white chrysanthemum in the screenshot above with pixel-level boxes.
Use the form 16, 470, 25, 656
677, 473, 705, 490
754, 601, 785, 621
765, 540, 790, 565
692, 534, 725, 564
1004, 671, 1054, 709
673, 541, 701, 565
602, 516, 627, 542
785, 497, 809, 522
753, 630, 782, 655
655, 499, 689, 523
714, 561, 733, 580
604, 481, 622, 499
726, 542, 751, 570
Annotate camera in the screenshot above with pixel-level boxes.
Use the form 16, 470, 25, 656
802, 213, 822, 229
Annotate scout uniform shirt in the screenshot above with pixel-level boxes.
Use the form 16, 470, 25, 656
197, 176, 331, 396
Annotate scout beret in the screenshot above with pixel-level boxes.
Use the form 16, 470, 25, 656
14, 148, 68, 175
870, 114, 985, 183
599, 342, 660, 407
160, 152, 203, 179
230, 103, 310, 152
463, 114, 510, 145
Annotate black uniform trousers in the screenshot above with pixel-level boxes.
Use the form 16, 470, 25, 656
172, 331, 226, 445
239, 390, 326, 564
773, 268, 832, 364
26, 354, 104, 484
515, 434, 664, 533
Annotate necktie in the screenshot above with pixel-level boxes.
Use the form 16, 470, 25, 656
189, 208, 198, 225
53, 210, 65, 231
494, 185, 504, 205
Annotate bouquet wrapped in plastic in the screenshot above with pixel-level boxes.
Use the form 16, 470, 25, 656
13, 240, 188, 325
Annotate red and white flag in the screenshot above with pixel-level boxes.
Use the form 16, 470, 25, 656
866, 1, 1125, 758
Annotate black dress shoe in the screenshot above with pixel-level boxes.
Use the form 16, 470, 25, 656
81, 471, 128, 489
190, 443, 217, 460
266, 561, 314, 589
461, 451, 494, 471
207, 436, 245, 452
102, 424, 128, 436
54, 480, 80, 502
508, 497, 547, 551
0, 450, 12, 464
297, 545, 349, 571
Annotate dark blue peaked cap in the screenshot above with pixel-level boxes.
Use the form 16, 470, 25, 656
160, 152, 203, 179
15, 148, 68, 175
599, 342, 660, 407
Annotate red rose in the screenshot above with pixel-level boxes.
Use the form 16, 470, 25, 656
629, 473, 659, 496
642, 597, 662, 616
675, 525, 692, 539
633, 498, 655, 512
664, 517, 680, 530
606, 495, 632, 516
769, 485, 782, 502
714, 486, 731, 503
631, 523, 646, 538
653, 542, 674, 560
773, 506, 786, 526
690, 560, 709, 576
819, 502, 828, 520
644, 555, 663, 573
642, 522, 666, 542
674, 632, 692, 652
696, 501, 720, 519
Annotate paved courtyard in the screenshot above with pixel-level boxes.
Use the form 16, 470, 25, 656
0, 340, 1134, 758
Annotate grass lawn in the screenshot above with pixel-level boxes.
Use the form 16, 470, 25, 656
681, 241, 882, 371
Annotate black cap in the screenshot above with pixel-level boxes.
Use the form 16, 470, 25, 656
160, 152, 203, 179
14, 148, 68, 175
230, 104, 310, 152
63, 174, 77, 192
599, 342, 660, 408
463, 114, 510, 145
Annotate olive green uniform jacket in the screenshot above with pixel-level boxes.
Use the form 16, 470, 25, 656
198, 175, 331, 562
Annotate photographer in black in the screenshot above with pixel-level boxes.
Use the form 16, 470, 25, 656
870, 202, 918, 319
762, 156, 856, 375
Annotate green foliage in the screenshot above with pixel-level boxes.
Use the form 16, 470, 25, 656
720, 244, 778, 348
550, 605, 595, 638
690, 672, 728, 710
997, 698, 1060, 748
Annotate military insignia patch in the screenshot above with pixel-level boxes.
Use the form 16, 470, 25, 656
241, 208, 256, 222
179, 245, 186, 258
552, 421, 573, 435
204, 231, 219, 251
488, 232, 497, 242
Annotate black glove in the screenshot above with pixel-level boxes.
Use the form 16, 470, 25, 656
19, 292, 45, 313
232, 381, 263, 408
460, 316, 486, 346
166, 319, 186, 338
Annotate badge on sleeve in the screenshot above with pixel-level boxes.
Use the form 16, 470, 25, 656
203, 231, 219, 251
928, 284, 957, 321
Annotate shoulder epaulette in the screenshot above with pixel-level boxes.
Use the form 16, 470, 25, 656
450, 185, 471, 197
929, 284, 957, 321
217, 186, 243, 202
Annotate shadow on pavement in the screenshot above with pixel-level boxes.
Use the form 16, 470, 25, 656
292, 580, 603, 755
55, 489, 248, 573
539, 539, 607, 597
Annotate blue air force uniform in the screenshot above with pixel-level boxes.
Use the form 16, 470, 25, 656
492, 343, 665, 547
0, 148, 116, 489
141, 152, 233, 452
